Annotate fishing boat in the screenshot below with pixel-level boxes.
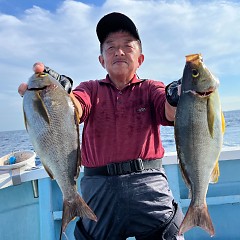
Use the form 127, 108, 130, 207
0, 148, 240, 240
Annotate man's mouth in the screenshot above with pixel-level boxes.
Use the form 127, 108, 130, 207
113, 59, 127, 64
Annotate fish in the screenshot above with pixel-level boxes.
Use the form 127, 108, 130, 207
174, 54, 225, 236
23, 73, 97, 239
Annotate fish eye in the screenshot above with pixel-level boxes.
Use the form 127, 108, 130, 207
192, 69, 199, 78
38, 73, 47, 78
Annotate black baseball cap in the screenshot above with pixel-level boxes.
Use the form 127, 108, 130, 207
96, 12, 141, 44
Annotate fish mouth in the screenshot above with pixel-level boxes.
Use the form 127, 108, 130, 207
195, 90, 214, 97
28, 86, 48, 91
28, 84, 57, 91
185, 87, 216, 98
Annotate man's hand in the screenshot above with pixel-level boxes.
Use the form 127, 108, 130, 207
18, 62, 44, 97
164, 79, 182, 121
165, 79, 182, 107
42, 63, 73, 93
18, 83, 28, 97
18, 62, 74, 97
33, 62, 45, 73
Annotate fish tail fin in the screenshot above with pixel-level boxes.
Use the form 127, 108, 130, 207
60, 193, 97, 239
179, 203, 215, 237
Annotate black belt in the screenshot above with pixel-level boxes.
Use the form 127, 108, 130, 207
84, 158, 162, 176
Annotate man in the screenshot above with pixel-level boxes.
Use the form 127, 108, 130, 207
19, 12, 183, 240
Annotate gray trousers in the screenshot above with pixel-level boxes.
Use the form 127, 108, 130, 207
74, 168, 184, 240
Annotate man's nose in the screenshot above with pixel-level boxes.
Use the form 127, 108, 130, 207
115, 47, 125, 56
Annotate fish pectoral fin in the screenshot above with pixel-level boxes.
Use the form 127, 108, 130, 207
33, 91, 50, 124
221, 111, 226, 134
207, 95, 215, 138
210, 160, 220, 183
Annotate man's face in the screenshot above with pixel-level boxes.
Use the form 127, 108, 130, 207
99, 31, 144, 80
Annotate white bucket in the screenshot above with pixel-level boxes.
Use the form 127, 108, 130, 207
0, 151, 36, 171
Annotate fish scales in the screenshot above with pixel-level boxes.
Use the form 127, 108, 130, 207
174, 54, 224, 236
23, 73, 97, 239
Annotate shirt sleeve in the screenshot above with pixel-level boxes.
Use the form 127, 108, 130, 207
72, 80, 95, 123
148, 80, 174, 126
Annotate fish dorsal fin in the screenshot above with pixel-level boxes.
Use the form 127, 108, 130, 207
75, 126, 81, 181
33, 91, 50, 124
70, 95, 82, 180
207, 95, 215, 138
75, 146, 81, 181
221, 111, 226, 134
70, 94, 80, 124
210, 159, 220, 183
42, 162, 55, 179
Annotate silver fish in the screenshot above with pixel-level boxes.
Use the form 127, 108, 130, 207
174, 54, 225, 236
23, 73, 97, 239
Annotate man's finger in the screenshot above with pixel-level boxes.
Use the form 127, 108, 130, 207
33, 62, 44, 73
18, 83, 28, 97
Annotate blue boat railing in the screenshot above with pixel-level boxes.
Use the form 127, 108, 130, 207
0, 148, 240, 240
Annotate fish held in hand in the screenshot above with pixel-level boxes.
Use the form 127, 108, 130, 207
174, 54, 225, 236
23, 73, 97, 239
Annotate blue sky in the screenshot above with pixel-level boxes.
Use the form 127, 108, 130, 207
0, 0, 240, 131
0, 0, 105, 15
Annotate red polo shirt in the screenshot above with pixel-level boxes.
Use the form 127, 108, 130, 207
73, 74, 173, 167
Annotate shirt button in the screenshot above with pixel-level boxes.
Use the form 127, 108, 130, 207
119, 91, 122, 94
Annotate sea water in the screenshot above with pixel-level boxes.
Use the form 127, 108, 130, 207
0, 110, 239, 158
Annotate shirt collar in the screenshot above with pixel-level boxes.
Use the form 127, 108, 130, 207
99, 74, 145, 85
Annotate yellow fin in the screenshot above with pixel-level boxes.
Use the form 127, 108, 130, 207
221, 111, 226, 134
210, 160, 220, 183
33, 91, 50, 124
207, 95, 215, 138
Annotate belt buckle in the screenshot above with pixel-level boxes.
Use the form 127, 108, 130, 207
133, 158, 144, 172
121, 161, 132, 174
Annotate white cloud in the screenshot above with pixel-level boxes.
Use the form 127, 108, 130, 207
0, 0, 240, 131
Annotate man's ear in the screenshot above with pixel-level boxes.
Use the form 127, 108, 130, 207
138, 54, 145, 68
99, 55, 105, 68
